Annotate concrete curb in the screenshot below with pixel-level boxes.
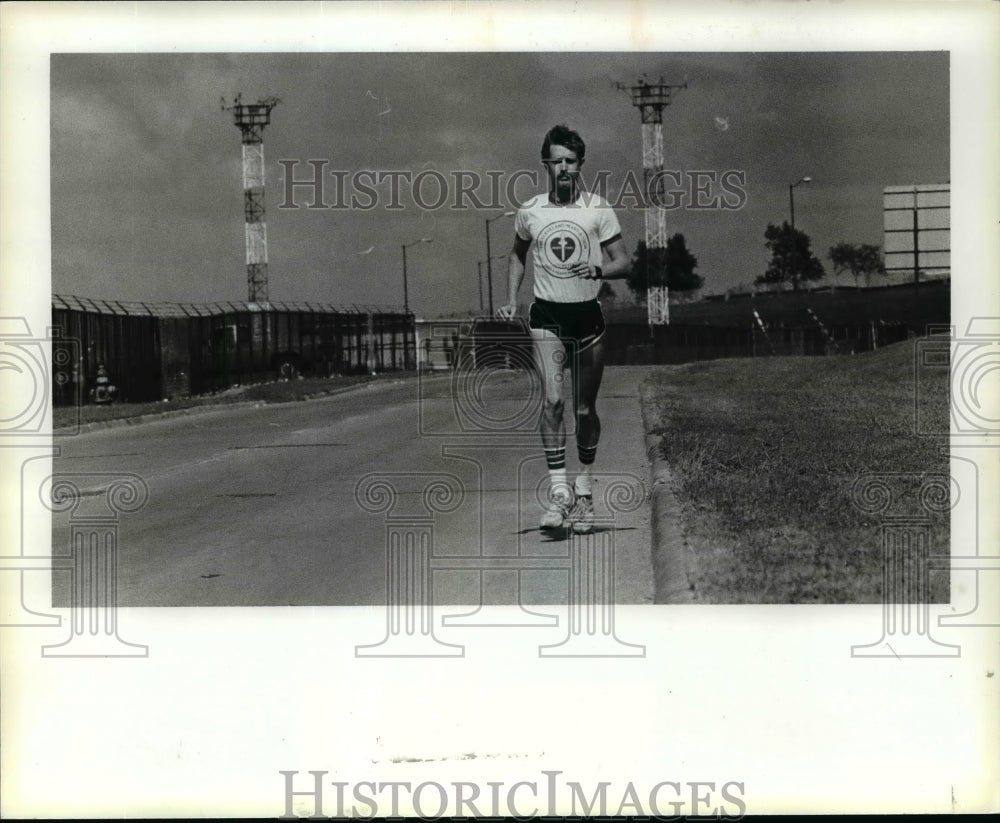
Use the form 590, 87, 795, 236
638, 380, 699, 604
55, 373, 453, 436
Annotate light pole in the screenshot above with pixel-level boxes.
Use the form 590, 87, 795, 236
477, 260, 484, 313
401, 237, 433, 315
485, 210, 515, 315
788, 176, 811, 291
789, 175, 811, 230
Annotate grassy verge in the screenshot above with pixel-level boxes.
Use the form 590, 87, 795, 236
642, 338, 950, 603
53, 370, 428, 430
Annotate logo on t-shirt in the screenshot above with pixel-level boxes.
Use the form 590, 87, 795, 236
537, 220, 590, 278
550, 235, 576, 262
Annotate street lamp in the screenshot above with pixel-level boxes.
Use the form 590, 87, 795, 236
401, 237, 433, 316
485, 210, 515, 315
788, 176, 811, 291
788, 176, 811, 229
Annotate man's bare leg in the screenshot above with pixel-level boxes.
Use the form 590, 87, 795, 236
569, 338, 605, 531
532, 328, 573, 526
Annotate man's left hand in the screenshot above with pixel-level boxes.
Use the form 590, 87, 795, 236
570, 263, 602, 280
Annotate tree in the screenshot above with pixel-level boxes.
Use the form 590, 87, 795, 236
626, 233, 704, 298
828, 242, 886, 287
756, 222, 825, 291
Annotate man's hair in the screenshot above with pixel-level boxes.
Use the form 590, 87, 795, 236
541, 124, 586, 162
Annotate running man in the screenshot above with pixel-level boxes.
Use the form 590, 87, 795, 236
496, 124, 630, 533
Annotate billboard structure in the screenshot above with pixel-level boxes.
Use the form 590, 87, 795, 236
883, 184, 950, 282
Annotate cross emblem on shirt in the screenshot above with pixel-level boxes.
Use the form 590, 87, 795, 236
549, 235, 577, 263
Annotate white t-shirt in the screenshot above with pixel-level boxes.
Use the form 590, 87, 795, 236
514, 192, 622, 303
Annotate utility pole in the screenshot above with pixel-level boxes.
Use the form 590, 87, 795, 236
402, 237, 433, 316
485, 210, 514, 315
618, 76, 686, 327
222, 94, 280, 304
478, 255, 506, 314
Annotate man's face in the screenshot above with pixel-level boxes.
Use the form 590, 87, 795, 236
543, 143, 583, 193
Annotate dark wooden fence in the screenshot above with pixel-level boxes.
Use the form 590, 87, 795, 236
51, 282, 949, 403
51, 297, 415, 405
467, 281, 949, 368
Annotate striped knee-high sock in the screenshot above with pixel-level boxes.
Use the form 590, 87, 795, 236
575, 442, 597, 496
544, 446, 571, 499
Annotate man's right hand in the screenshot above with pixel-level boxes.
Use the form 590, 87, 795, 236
496, 303, 516, 319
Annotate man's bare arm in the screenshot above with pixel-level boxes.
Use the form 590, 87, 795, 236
496, 235, 530, 318
569, 233, 630, 280
599, 234, 630, 279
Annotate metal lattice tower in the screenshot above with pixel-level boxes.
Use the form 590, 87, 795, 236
619, 77, 686, 325
222, 94, 280, 304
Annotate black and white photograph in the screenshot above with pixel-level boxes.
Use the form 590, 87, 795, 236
42, 49, 954, 609
2, 1, 998, 817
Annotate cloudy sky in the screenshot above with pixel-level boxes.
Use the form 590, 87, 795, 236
50, 51, 948, 316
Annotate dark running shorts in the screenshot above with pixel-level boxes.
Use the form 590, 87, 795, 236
528, 298, 606, 351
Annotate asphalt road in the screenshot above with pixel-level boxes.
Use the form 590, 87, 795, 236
50, 368, 654, 608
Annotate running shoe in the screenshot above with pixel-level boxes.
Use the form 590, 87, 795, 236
540, 488, 574, 530
569, 494, 594, 534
